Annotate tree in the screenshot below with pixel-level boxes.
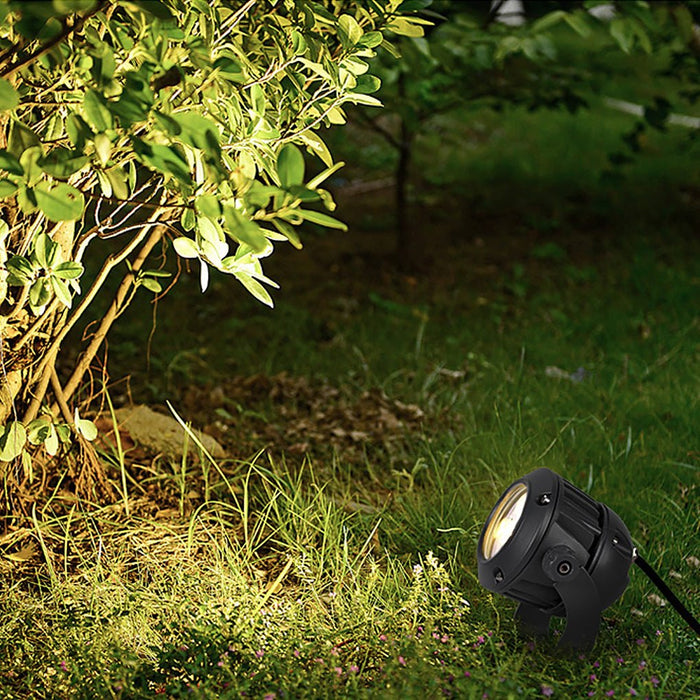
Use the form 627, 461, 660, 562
346, 0, 699, 261
0, 0, 426, 504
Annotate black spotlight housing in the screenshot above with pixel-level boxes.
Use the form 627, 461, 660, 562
477, 468, 635, 649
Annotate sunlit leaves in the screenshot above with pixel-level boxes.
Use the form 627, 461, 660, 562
83, 89, 113, 131
0, 79, 19, 111
277, 144, 305, 188
0, 422, 27, 462
131, 138, 191, 184
34, 182, 85, 221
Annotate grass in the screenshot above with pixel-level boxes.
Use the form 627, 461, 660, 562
2, 34, 700, 700
2, 217, 698, 697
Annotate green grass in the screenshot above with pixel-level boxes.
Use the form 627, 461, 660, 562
2, 216, 698, 697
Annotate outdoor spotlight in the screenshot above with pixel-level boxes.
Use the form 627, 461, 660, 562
477, 468, 700, 650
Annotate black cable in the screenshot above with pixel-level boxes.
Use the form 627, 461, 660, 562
634, 553, 700, 636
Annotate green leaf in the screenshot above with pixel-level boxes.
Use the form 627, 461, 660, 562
212, 56, 245, 81
94, 132, 111, 166
249, 84, 265, 117
17, 186, 37, 214
39, 149, 88, 179
52, 1, 97, 13
277, 144, 305, 188
354, 74, 381, 94
306, 161, 344, 189
50, 275, 72, 307
44, 422, 59, 456
171, 112, 221, 155
290, 30, 306, 55
83, 89, 113, 131
563, 11, 592, 38
298, 132, 333, 168
196, 215, 224, 246
673, 5, 694, 44
27, 418, 51, 445
6, 255, 35, 286
181, 207, 196, 231
271, 218, 302, 250
125, 0, 174, 19
172, 237, 199, 259
131, 138, 191, 184
34, 182, 85, 221
29, 278, 51, 309
338, 14, 362, 48
235, 272, 273, 308
0, 78, 19, 111
195, 194, 221, 219
0, 421, 27, 462
53, 261, 84, 279
609, 18, 633, 53
153, 111, 181, 136
222, 205, 268, 253
66, 113, 93, 149
34, 232, 59, 269
75, 416, 98, 441
140, 277, 162, 293
344, 93, 382, 108
386, 17, 425, 38
357, 30, 383, 48
104, 166, 129, 199
298, 208, 347, 231
532, 10, 567, 34
7, 121, 41, 157
0, 179, 18, 198
0, 150, 23, 175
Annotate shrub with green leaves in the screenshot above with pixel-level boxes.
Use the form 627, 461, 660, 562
0, 0, 426, 492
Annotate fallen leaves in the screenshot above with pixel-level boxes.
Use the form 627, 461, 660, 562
181, 372, 426, 465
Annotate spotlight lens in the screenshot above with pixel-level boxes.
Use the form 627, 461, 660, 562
481, 482, 528, 560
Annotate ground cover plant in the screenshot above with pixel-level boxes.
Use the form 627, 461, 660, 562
1, 1, 699, 699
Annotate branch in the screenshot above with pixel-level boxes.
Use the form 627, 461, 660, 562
60, 223, 167, 403
0, 1, 110, 79
50, 367, 73, 424
351, 109, 401, 150
24, 210, 165, 398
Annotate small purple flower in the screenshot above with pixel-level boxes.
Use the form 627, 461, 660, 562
398, 656, 406, 667
650, 677, 659, 688
348, 665, 359, 674
587, 693, 595, 698
263, 695, 276, 700
615, 657, 624, 664
638, 660, 647, 670
589, 674, 598, 682
593, 661, 600, 668
605, 692, 614, 697
541, 684, 554, 697
59, 661, 68, 672
629, 690, 637, 697
255, 650, 264, 659
464, 671, 471, 678
636, 639, 645, 646
334, 667, 343, 677
655, 629, 662, 636
379, 634, 387, 642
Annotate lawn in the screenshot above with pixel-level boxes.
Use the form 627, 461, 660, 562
1, 41, 699, 700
